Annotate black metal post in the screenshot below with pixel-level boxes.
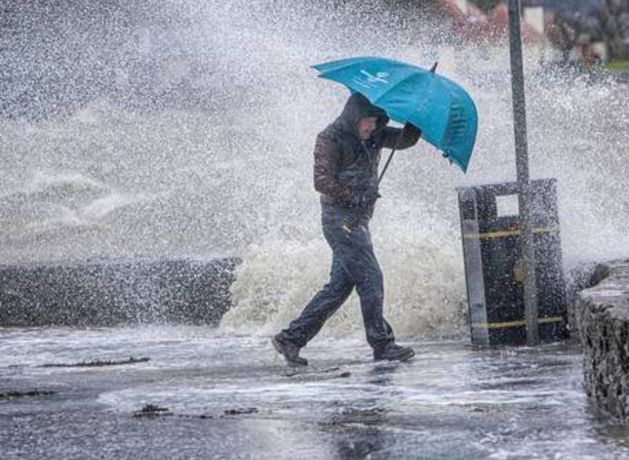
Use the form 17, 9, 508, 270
508, 0, 539, 345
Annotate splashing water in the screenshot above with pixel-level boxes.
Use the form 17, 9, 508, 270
2, 0, 629, 337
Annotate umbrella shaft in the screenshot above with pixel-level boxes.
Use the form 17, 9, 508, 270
378, 150, 397, 185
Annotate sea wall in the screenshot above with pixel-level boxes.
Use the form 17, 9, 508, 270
0, 257, 239, 327
575, 259, 629, 420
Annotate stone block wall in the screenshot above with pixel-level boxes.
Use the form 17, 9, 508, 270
576, 259, 629, 420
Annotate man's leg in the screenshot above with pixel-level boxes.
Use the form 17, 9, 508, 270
330, 220, 413, 361
277, 254, 354, 348
339, 224, 414, 361
332, 220, 395, 351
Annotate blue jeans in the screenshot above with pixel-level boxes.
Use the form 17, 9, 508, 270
279, 204, 395, 350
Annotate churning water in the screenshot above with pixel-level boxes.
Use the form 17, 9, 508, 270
2, 0, 629, 339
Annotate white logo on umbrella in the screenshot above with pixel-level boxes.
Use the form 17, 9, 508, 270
359, 70, 390, 84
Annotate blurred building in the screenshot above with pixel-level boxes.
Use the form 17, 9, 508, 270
437, 0, 545, 42
438, 0, 621, 65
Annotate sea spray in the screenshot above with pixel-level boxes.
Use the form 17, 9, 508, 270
2, 1, 628, 336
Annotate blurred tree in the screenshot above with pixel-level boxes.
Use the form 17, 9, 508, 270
601, 0, 629, 59
545, 0, 629, 63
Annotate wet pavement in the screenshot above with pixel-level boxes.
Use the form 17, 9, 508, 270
2, 327, 629, 459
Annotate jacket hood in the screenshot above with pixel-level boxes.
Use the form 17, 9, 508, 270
335, 93, 389, 139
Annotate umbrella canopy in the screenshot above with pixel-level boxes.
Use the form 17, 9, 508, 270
312, 56, 478, 172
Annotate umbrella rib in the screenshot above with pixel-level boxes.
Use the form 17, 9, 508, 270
312, 56, 386, 73
310, 56, 404, 76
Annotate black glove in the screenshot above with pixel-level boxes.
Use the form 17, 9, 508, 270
402, 123, 422, 138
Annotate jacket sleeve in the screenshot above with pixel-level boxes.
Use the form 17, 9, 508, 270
381, 124, 422, 150
313, 133, 352, 203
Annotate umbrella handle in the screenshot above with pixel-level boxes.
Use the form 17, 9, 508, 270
378, 147, 400, 185
378, 131, 404, 185
378, 121, 425, 184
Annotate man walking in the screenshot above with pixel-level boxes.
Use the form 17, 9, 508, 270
273, 93, 421, 366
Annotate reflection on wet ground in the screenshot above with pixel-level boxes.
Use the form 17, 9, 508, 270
2, 327, 629, 459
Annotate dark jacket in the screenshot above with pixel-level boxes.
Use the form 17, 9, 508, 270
313, 93, 421, 216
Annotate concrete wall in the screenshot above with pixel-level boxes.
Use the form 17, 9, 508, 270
576, 259, 629, 420
0, 257, 240, 327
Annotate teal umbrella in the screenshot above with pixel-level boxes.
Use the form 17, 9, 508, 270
312, 56, 478, 173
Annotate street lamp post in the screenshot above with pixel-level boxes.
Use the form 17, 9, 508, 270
507, 0, 540, 345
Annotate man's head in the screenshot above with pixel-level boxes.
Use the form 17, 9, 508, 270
357, 116, 378, 140
337, 93, 389, 141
